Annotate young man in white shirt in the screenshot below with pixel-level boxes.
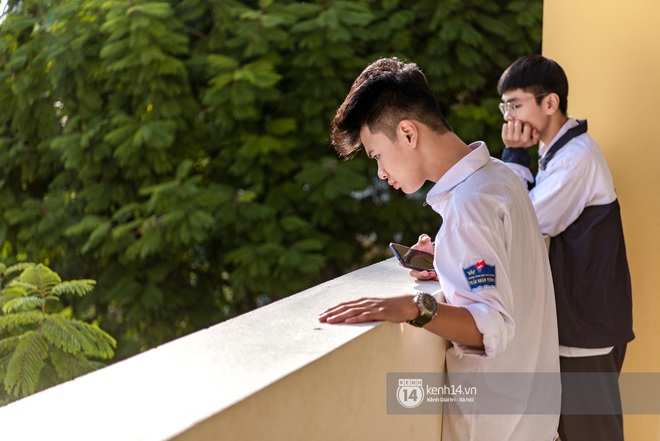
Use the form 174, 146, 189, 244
498, 54, 634, 441
319, 57, 560, 441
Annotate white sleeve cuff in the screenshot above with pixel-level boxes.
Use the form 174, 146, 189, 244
453, 301, 515, 359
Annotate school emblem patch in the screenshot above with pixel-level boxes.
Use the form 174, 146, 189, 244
462, 259, 496, 291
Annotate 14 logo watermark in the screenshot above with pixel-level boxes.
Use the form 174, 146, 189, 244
395, 376, 477, 410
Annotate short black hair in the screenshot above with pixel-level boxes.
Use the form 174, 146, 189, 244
331, 57, 451, 157
498, 54, 569, 115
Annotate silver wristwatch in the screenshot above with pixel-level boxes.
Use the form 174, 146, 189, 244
408, 292, 438, 328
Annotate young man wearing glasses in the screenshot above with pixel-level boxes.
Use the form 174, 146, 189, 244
320, 57, 561, 441
498, 54, 634, 441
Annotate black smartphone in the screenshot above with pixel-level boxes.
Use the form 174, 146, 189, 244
389, 242, 435, 272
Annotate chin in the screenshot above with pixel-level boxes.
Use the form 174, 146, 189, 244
401, 185, 421, 195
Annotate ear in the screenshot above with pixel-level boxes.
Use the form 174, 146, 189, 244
543, 93, 561, 116
398, 120, 418, 148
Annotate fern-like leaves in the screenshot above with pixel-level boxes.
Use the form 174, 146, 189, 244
0, 311, 44, 333
4, 331, 48, 398
15, 264, 62, 296
0, 262, 116, 401
2, 296, 44, 314
52, 280, 96, 297
49, 347, 98, 381
42, 315, 115, 359
0, 263, 35, 290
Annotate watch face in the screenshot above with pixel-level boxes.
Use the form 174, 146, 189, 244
420, 294, 438, 314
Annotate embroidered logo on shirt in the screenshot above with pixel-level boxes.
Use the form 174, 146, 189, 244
462, 259, 496, 290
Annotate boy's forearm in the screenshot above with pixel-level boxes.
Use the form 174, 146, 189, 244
422, 303, 484, 349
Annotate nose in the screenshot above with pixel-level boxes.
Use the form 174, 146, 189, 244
378, 167, 388, 180
503, 111, 515, 122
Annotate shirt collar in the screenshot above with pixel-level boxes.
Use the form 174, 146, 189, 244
425, 141, 490, 210
539, 117, 578, 157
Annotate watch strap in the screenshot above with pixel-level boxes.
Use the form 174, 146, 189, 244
408, 314, 434, 328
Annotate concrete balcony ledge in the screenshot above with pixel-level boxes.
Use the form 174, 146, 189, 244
0, 258, 446, 440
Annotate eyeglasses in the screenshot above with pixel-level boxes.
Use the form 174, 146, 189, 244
498, 93, 548, 117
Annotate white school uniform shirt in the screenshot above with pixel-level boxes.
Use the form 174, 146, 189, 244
507, 118, 616, 357
426, 142, 560, 441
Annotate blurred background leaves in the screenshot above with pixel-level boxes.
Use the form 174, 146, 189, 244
0, 0, 542, 360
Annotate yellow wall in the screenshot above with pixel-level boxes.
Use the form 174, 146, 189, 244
543, 1, 660, 439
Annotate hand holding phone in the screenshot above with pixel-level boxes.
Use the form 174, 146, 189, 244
389, 242, 435, 272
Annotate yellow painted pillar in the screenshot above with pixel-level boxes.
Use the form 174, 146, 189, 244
543, 1, 660, 439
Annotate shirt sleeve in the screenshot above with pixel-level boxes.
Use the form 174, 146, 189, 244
434, 222, 516, 360
530, 150, 593, 237
502, 147, 535, 186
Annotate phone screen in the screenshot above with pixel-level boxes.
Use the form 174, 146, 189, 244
389, 243, 435, 271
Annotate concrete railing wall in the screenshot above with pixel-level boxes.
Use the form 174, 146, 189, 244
0, 258, 447, 441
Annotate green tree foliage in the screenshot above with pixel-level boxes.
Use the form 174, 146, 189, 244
0, 263, 116, 405
0, 0, 542, 358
